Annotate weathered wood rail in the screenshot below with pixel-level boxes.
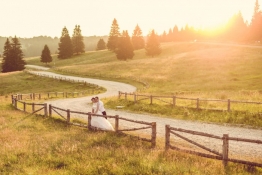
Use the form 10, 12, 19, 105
119, 91, 262, 113
11, 94, 48, 117
51, 68, 150, 90
49, 104, 156, 148
10, 94, 262, 167
10, 94, 156, 148
165, 125, 262, 168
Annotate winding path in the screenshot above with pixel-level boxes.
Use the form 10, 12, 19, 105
26, 65, 262, 162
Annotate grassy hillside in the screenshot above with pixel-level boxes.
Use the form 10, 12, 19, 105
25, 42, 262, 128
26, 42, 262, 96
1, 96, 261, 174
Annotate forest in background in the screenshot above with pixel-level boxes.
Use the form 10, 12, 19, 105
0, 36, 108, 57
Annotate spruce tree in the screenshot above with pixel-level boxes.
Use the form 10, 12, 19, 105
131, 24, 145, 50
2, 36, 26, 73
40, 45, 52, 64
116, 30, 134, 60
58, 27, 73, 59
96, 39, 106, 50
249, 0, 262, 41
72, 25, 85, 54
145, 30, 161, 57
107, 18, 120, 52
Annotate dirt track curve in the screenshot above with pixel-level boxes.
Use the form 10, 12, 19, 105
26, 65, 262, 162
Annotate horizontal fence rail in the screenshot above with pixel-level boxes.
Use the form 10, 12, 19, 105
165, 125, 262, 168
49, 104, 157, 148
119, 91, 262, 113
10, 93, 262, 168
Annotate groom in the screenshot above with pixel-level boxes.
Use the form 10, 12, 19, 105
94, 96, 107, 119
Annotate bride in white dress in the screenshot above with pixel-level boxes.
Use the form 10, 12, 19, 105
90, 98, 114, 131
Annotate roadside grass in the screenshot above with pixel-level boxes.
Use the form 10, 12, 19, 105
1, 97, 261, 174
0, 71, 105, 97
104, 97, 262, 128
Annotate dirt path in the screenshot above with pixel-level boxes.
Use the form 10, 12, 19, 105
28, 69, 262, 162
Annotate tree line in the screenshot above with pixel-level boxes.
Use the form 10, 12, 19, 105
159, 0, 262, 43
2, 0, 262, 72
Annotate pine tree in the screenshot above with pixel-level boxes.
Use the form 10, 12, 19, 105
145, 30, 161, 57
107, 18, 120, 52
1, 38, 12, 72
131, 24, 145, 50
72, 25, 85, 54
1, 36, 26, 73
58, 27, 73, 59
249, 0, 262, 41
40, 45, 52, 64
116, 30, 134, 60
96, 38, 106, 50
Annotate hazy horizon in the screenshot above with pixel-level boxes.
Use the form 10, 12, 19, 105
0, 0, 257, 38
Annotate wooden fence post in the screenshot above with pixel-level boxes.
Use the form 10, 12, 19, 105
15, 98, 17, 109
39, 94, 41, 100
134, 93, 136, 103
115, 115, 119, 132
11, 95, 14, 105
222, 134, 229, 167
63, 92, 65, 98
173, 96, 176, 107
66, 92, 68, 98
118, 91, 121, 99
151, 122, 156, 148
197, 98, 200, 109
23, 102, 26, 112
33, 93, 35, 100
48, 93, 50, 98
227, 99, 231, 112
49, 104, 52, 117
32, 103, 35, 112
150, 95, 153, 104
67, 109, 70, 123
44, 103, 48, 117
165, 125, 170, 150
88, 113, 92, 130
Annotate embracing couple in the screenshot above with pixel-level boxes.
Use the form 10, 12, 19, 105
91, 96, 107, 118
90, 96, 114, 131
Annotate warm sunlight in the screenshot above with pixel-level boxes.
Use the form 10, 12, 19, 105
0, 0, 257, 37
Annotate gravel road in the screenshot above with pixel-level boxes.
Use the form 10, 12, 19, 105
28, 69, 262, 162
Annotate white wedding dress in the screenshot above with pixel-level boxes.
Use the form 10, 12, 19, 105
91, 103, 114, 131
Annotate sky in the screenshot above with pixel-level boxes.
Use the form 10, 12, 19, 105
0, 0, 258, 38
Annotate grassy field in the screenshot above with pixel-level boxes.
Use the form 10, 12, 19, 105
1, 96, 261, 174
0, 71, 105, 96
1, 54, 262, 173
25, 42, 262, 128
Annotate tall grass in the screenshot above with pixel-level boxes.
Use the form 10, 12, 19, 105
1, 97, 261, 174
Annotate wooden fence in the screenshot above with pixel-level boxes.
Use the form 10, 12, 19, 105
118, 91, 262, 112
12, 90, 97, 101
10, 94, 156, 148
52, 68, 150, 90
25, 70, 100, 89
165, 125, 262, 168
11, 94, 48, 117
49, 104, 156, 148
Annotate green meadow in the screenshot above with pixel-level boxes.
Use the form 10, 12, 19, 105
26, 42, 262, 128
1, 42, 262, 174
